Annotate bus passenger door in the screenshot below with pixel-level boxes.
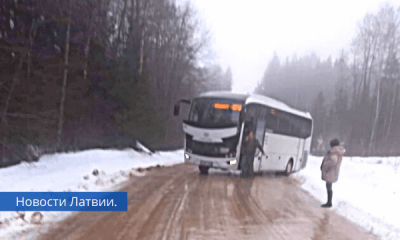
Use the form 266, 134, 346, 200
253, 118, 266, 172
260, 131, 271, 170
243, 104, 267, 172
260, 108, 279, 171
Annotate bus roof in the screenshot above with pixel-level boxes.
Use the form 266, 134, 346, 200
198, 91, 249, 101
246, 93, 312, 119
197, 91, 312, 120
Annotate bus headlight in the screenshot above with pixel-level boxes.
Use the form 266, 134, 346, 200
185, 153, 190, 160
227, 159, 237, 165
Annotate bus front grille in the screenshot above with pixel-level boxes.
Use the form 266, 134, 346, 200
185, 135, 237, 158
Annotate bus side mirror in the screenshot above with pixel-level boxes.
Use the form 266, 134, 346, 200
174, 104, 180, 116
173, 99, 190, 116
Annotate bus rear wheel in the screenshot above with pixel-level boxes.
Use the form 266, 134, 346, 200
199, 166, 209, 175
284, 160, 293, 176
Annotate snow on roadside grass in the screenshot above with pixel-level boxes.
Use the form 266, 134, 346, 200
2, 148, 400, 240
293, 155, 400, 240
0, 148, 184, 239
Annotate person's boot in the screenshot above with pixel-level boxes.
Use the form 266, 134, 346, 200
321, 190, 332, 208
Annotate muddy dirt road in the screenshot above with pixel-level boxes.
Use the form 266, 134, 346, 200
38, 164, 379, 240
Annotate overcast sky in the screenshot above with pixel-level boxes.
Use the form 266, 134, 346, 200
189, 0, 399, 93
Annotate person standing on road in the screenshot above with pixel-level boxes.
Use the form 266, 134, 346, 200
320, 139, 346, 208
240, 129, 265, 177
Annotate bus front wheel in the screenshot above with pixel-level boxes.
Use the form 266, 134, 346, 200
199, 166, 209, 175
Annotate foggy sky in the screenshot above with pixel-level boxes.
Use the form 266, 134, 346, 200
190, 0, 400, 93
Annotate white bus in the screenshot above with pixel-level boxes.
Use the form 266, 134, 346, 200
174, 91, 313, 175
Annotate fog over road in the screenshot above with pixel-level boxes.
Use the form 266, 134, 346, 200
38, 164, 379, 240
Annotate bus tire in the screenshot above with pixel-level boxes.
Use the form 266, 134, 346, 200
199, 166, 209, 175
284, 160, 293, 176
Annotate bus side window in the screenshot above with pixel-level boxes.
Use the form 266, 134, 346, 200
290, 117, 301, 137
290, 116, 312, 138
265, 110, 278, 132
298, 118, 307, 138
302, 119, 312, 138
276, 111, 290, 135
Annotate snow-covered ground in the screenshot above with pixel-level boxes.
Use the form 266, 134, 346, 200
0, 149, 399, 240
293, 155, 400, 240
0, 147, 184, 239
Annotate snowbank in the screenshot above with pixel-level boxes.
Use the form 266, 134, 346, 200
293, 155, 400, 240
0, 148, 184, 239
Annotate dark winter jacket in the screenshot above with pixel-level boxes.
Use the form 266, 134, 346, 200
321, 146, 346, 183
241, 137, 264, 156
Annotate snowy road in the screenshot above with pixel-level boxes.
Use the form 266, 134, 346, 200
37, 163, 379, 240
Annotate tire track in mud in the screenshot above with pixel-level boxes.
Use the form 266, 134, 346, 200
159, 181, 189, 240
183, 174, 240, 240
237, 175, 300, 239
38, 164, 381, 240
38, 165, 190, 240
120, 166, 196, 240
116, 177, 178, 240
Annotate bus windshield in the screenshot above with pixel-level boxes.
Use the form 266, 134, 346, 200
187, 98, 243, 128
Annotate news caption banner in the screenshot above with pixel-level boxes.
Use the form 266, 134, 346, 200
0, 192, 127, 211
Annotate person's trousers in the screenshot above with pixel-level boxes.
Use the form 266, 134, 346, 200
326, 182, 332, 191
241, 154, 255, 177
326, 182, 333, 203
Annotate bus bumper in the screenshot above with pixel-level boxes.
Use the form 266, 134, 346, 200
184, 152, 239, 170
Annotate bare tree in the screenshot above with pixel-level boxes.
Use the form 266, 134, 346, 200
57, 12, 71, 146
2, 55, 24, 127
